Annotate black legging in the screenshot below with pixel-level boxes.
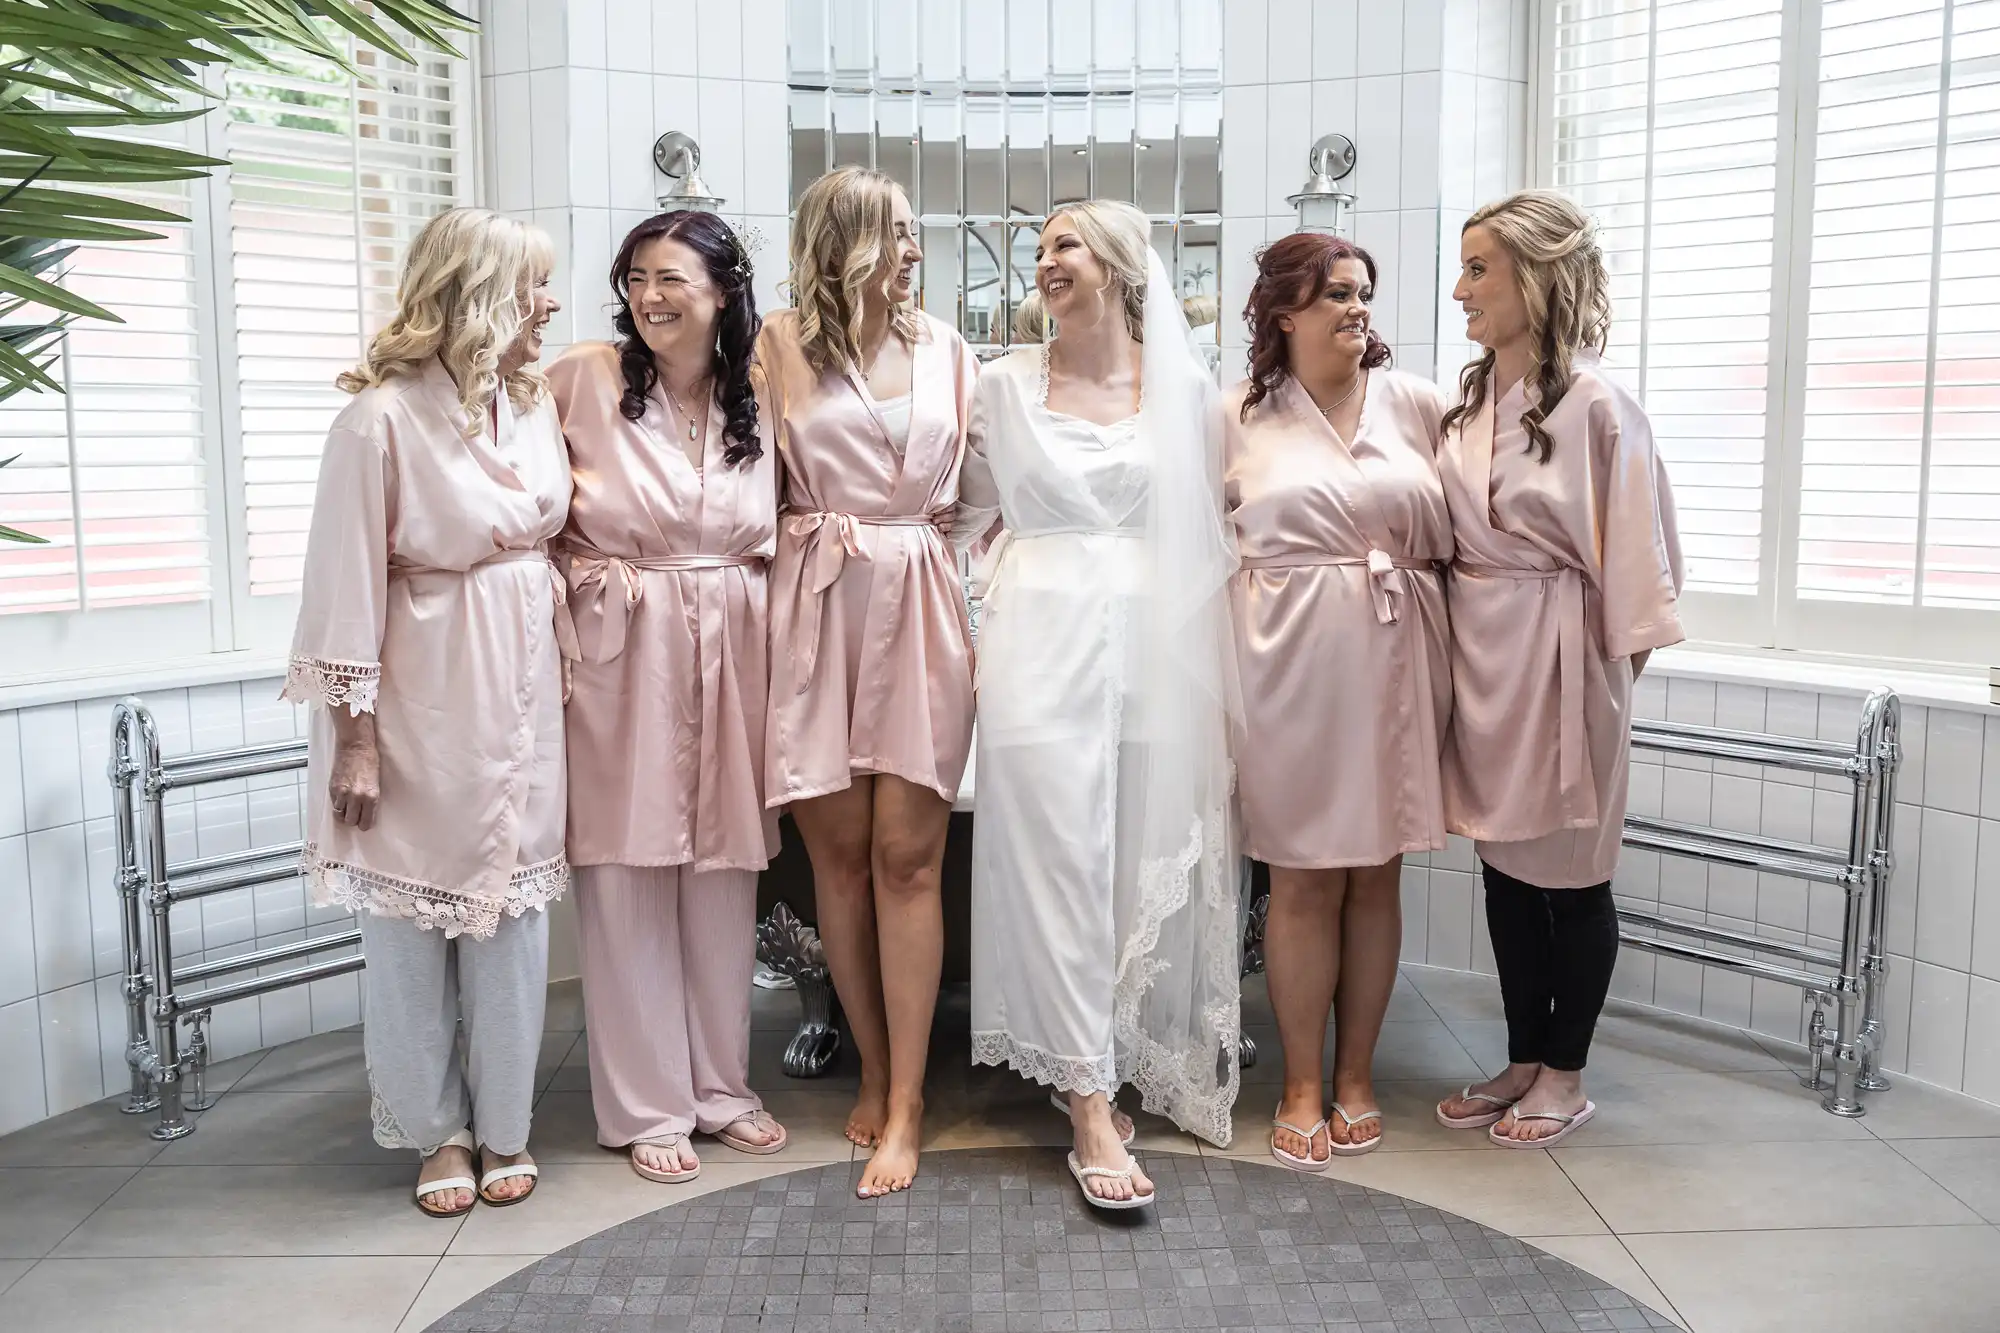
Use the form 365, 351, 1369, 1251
1482, 863, 1620, 1072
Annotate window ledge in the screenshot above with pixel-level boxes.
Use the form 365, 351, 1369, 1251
0, 651, 288, 713
1654, 645, 1997, 717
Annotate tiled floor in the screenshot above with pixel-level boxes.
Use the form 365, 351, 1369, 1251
0, 964, 1996, 1332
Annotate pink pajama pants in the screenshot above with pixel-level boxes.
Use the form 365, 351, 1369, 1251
572, 863, 762, 1146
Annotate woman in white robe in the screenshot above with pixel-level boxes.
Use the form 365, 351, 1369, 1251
957, 201, 1241, 1211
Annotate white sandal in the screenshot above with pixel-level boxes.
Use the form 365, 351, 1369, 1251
1435, 1086, 1519, 1130
1489, 1100, 1597, 1149
1328, 1102, 1383, 1157
629, 1133, 702, 1184
414, 1128, 477, 1217
1049, 1090, 1136, 1147
1269, 1110, 1331, 1173
1066, 1150, 1155, 1211
475, 1146, 540, 1206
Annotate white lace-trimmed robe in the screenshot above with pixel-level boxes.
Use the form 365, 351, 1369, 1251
282, 358, 573, 939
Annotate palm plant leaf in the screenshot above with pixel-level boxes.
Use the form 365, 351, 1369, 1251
0, 452, 51, 543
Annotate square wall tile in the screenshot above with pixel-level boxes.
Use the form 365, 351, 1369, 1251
1963, 974, 2000, 1106
605, 71, 658, 213
482, 0, 530, 76
1441, 0, 1479, 72
27, 824, 90, 995
94, 972, 131, 1101
0, 998, 43, 1135
1221, 85, 1269, 218
1877, 953, 1915, 1075
601, 0, 651, 72
567, 0, 608, 70
1972, 819, 2000, 982
1906, 960, 1970, 1090
1223, 0, 1269, 84
1268, 0, 1315, 82
569, 208, 616, 344
82, 817, 120, 980
1475, 0, 1516, 78
568, 68, 612, 209
1352, 76, 1404, 212
1313, 78, 1359, 144
1313, 0, 1360, 79
0, 712, 24, 840
1609, 945, 1654, 1005
696, 80, 747, 216
0, 836, 33, 1007
743, 83, 791, 216
1427, 868, 1475, 969
1888, 801, 1922, 957
1436, 74, 1478, 210
1397, 208, 1439, 345
1404, 0, 1445, 71
1982, 715, 2000, 819
1358, 0, 1406, 75
1400, 863, 1429, 963
694, 0, 743, 76
40, 980, 101, 1116
526, 0, 567, 69
1926, 707, 1985, 817
1895, 702, 1927, 806
1402, 72, 1444, 206
1265, 82, 1314, 224
652, 0, 700, 76
1472, 75, 1511, 202
528, 69, 571, 211
742, 0, 787, 82
1916, 808, 1979, 973
17, 703, 81, 833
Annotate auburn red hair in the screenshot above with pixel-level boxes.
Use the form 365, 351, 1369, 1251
1241, 232, 1392, 420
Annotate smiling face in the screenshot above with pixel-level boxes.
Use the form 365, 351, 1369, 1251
502, 266, 559, 371
1278, 256, 1372, 378
1035, 215, 1114, 326
872, 186, 922, 306
1453, 223, 1529, 352
624, 234, 725, 367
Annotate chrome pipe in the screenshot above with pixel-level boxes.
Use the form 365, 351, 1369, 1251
173, 930, 363, 987
109, 700, 158, 1115
1614, 907, 1842, 970
175, 952, 365, 1011
1857, 690, 1899, 1092
166, 858, 305, 903
141, 762, 192, 1141
1623, 816, 1851, 885
1630, 720, 1859, 776
1617, 931, 1833, 992
157, 747, 307, 790
168, 840, 304, 882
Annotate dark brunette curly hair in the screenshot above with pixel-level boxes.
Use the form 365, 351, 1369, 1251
1239, 232, 1392, 421
610, 210, 761, 466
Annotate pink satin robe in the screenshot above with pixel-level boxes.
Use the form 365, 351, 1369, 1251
755, 309, 979, 805
1439, 353, 1686, 888
548, 343, 780, 872
281, 358, 572, 939
1226, 370, 1454, 869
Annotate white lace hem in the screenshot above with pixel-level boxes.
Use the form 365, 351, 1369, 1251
971, 1030, 1118, 1096
281, 655, 380, 714
303, 842, 568, 942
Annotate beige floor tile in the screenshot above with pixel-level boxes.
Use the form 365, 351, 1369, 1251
750, 1089, 863, 1162
0, 1255, 434, 1333
152, 1092, 405, 1167
1519, 1233, 1687, 1330
1319, 1146, 1611, 1238
1625, 1225, 2000, 1333
0, 1258, 31, 1295
1858, 1076, 2000, 1139
543, 979, 585, 1032
396, 1254, 540, 1332
446, 1158, 780, 1257
1888, 1137, 2000, 1223
1553, 1138, 1981, 1233
520, 1090, 621, 1164
52, 1165, 459, 1258
533, 1029, 579, 1096
0, 1167, 138, 1258
231, 1029, 368, 1093
1403, 964, 1507, 1022
1556, 1068, 1874, 1147
0, 1098, 166, 1169
1448, 1010, 1786, 1082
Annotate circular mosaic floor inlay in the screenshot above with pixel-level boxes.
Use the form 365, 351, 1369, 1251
430, 1148, 1678, 1332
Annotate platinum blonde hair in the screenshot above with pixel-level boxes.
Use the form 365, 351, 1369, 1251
1036, 198, 1153, 342
337, 207, 556, 424
788, 166, 924, 375
1441, 189, 1613, 463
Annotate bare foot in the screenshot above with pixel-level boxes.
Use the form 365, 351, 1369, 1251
1493, 1068, 1588, 1144
1436, 1061, 1540, 1123
631, 1136, 700, 1179
1073, 1099, 1152, 1204
1272, 1084, 1330, 1165
1329, 1073, 1382, 1149
845, 1075, 887, 1149
857, 1098, 922, 1198
416, 1142, 474, 1214
476, 1147, 537, 1203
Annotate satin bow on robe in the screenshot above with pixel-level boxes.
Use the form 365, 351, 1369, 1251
1239, 547, 1434, 626
564, 546, 761, 668
783, 508, 940, 694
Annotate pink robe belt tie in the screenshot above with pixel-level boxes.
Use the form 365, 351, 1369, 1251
1240, 550, 1436, 625
564, 547, 764, 667
783, 508, 941, 694
393, 546, 578, 699
1452, 559, 1591, 824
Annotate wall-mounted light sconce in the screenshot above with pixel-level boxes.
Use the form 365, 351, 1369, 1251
654, 131, 725, 212
1287, 133, 1358, 237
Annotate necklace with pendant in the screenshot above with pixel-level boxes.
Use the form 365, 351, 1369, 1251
1316, 370, 1363, 417
663, 378, 707, 444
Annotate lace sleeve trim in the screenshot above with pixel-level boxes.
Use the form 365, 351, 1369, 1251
281, 656, 381, 714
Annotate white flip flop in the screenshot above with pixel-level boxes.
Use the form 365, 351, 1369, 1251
1049, 1090, 1136, 1147
1489, 1100, 1597, 1149
1328, 1102, 1383, 1157
1067, 1150, 1155, 1211
1269, 1110, 1331, 1173
1436, 1086, 1519, 1130
414, 1127, 477, 1217
476, 1148, 540, 1206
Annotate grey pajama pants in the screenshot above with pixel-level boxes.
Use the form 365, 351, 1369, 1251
359, 907, 549, 1156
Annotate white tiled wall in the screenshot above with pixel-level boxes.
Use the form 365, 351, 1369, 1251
478, 0, 792, 356
1219, 0, 1529, 387
1398, 672, 2000, 1109
0, 682, 363, 1137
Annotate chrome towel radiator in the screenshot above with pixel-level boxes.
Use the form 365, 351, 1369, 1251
1620, 688, 1900, 1116
108, 697, 355, 1140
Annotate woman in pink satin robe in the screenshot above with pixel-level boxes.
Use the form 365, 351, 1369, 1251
284, 208, 565, 1216
1226, 233, 1452, 1170
1432, 192, 1685, 1148
548, 211, 787, 1186
757, 167, 978, 1199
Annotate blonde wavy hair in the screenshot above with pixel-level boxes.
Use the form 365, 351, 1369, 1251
1440, 190, 1613, 463
788, 167, 924, 374
336, 207, 556, 424
1016, 199, 1152, 344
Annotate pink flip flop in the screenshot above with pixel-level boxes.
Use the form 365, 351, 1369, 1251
1489, 1101, 1597, 1149
1270, 1110, 1332, 1173
715, 1109, 788, 1156
1435, 1086, 1519, 1130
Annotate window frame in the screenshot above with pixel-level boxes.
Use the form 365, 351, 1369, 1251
1530, 0, 2000, 671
